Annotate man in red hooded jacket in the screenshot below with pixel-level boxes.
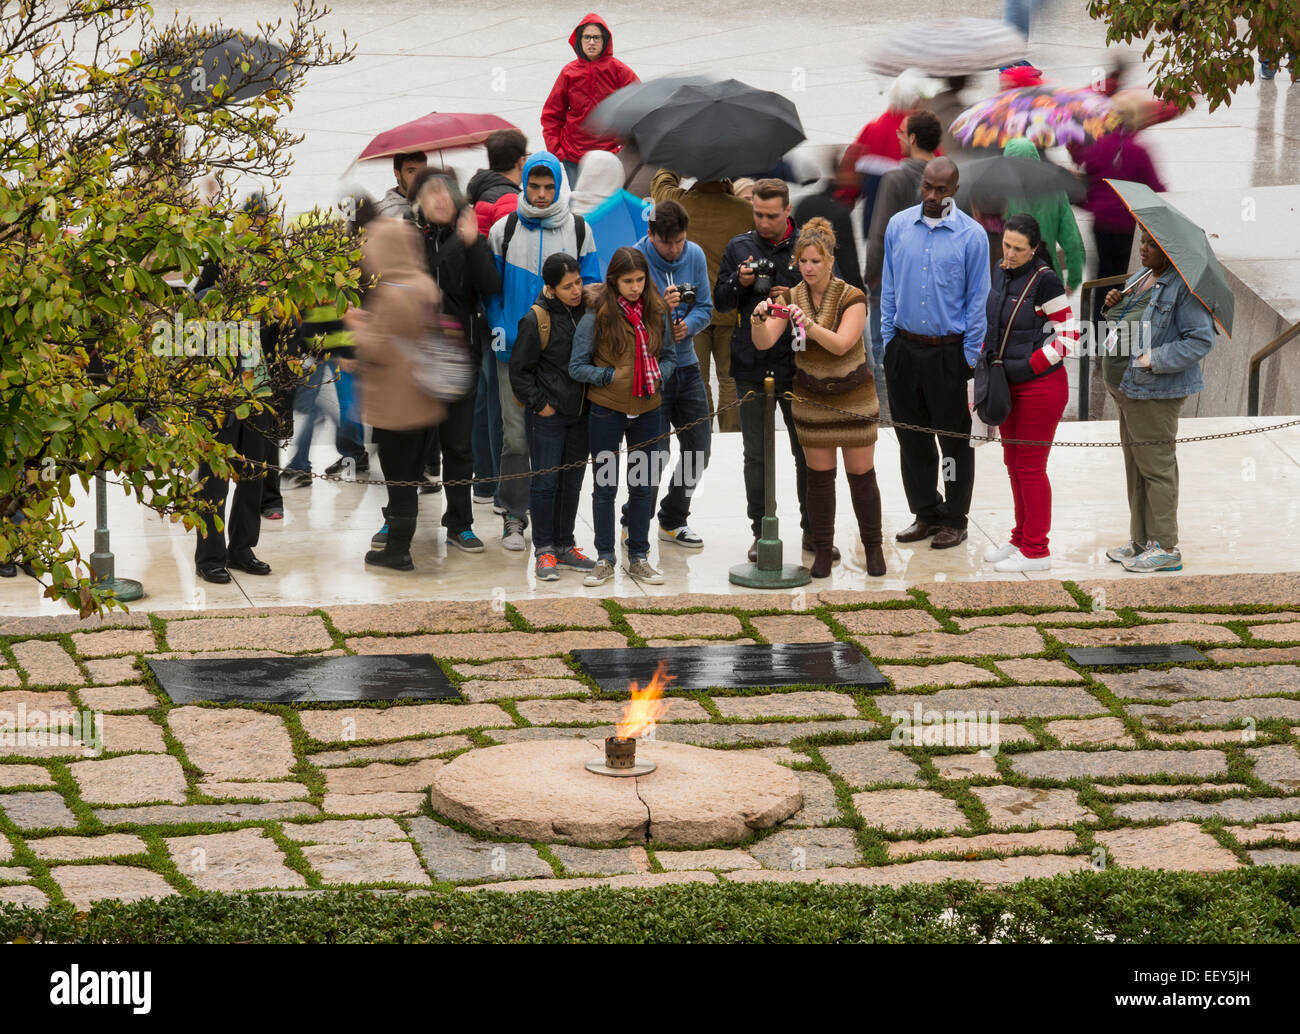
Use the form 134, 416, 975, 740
540, 14, 639, 185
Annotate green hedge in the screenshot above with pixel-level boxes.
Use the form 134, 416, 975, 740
3, 867, 1300, 943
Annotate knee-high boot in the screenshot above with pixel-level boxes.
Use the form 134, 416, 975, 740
805, 467, 838, 579
366, 515, 416, 571
847, 468, 886, 577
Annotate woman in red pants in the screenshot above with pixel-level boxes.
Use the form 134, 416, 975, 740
981, 213, 1078, 572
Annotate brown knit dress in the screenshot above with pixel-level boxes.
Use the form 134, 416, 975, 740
781, 278, 878, 448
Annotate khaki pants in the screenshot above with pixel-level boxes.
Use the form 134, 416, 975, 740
1107, 382, 1185, 549
693, 322, 740, 432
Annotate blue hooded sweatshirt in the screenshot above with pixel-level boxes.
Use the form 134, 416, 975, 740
485, 151, 601, 361
633, 234, 712, 370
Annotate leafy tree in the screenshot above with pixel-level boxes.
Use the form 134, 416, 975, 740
1, 0, 358, 614
1088, 1, 1300, 110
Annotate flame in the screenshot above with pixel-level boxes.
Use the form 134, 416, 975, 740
616, 660, 674, 739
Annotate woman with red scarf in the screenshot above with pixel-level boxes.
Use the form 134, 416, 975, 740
569, 247, 677, 587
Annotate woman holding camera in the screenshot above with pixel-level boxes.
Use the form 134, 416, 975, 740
569, 247, 677, 587
752, 217, 883, 579
979, 212, 1077, 572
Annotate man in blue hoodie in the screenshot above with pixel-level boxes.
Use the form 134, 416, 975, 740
632, 200, 714, 548
486, 151, 601, 550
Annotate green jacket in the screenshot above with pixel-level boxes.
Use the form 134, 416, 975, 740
1002, 138, 1085, 291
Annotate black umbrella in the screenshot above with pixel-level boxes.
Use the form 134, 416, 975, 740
587, 74, 715, 136
955, 154, 1086, 210
124, 30, 291, 116
628, 79, 805, 183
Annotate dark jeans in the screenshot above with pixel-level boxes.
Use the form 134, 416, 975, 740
735, 379, 809, 538
588, 402, 665, 560
1094, 228, 1135, 281
439, 381, 477, 535
525, 409, 588, 554
656, 364, 712, 529
883, 337, 974, 529
374, 425, 434, 522
472, 348, 501, 502
195, 409, 271, 569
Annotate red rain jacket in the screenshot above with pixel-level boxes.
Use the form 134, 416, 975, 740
540, 14, 639, 164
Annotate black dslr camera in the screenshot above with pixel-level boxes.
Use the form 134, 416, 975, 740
745, 258, 776, 294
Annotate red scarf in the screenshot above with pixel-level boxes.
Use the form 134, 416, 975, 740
617, 295, 661, 397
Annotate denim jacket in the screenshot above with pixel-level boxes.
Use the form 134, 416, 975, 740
1119, 266, 1216, 400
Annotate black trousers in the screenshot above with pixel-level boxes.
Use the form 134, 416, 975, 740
1094, 228, 1135, 281
736, 379, 809, 539
438, 382, 477, 535
195, 409, 271, 569
374, 425, 433, 521
883, 336, 974, 530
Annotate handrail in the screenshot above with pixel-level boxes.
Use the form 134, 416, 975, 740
1248, 319, 1300, 416
1078, 274, 1130, 420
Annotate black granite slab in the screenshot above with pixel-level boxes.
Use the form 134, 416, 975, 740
147, 654, 461, 704
572, 642, 888, 694
1065, 644, 1208, 667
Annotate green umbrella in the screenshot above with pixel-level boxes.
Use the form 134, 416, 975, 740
1104, 179, 1234, 336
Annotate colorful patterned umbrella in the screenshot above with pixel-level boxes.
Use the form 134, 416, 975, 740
950, 87, 1121, 151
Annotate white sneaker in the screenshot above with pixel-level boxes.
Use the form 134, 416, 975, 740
993, 548, 1051, 573
659, 525, 704, 548
983, 542, 1018, 563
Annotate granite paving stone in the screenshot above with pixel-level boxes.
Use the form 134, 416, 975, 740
743, 746, 808, 766
815, 590, 915, 606
302, 841, 431, 885
165, 615, 334, 652
198, 781, 310, 801
1100, 666, 1300, 701
1093, 782, 1250, 798
876, 662, 1000, 688
93, 802, 318, 825
0, 613, 153, 635
973, 786, 1096, 828
1138, 611, 1300, 624
1079, 573, 1300, 608
0, 866, 29, 879
933, 754, 1001, 780
280, 819, 406, 843
406, 816, 553, 882
0, 837, 11, 862
514, 698, 707, 726
0, 669, 18, 687
165, 828, 307, 891
993, 659, 1085, 683
510, 598, 613, 628
887, 829, 1077, 859
168, 707, 294, 779
1208, 647, 1300, 663
1097, 822, 1241, 872
748, 828, 861, 870
1112, 797, 1300, 823
345, 630, 628, 660
1247, 848, 1300, 867
655, 848, 761, 871
321, 792, 427, 816
551, 845, 650, 876
0, 691, 76, 725
955, 611, 1120, 629
724, 855, 1090, 887
70, 630, 158, 657
451, 658, 575, 680
83, 658, 142, 684
1226, 820, 1300, 845
646, 638, 758, 648
833, 610, 942, 634
820, 741, 924, 787
1128, 698, 1300, 728
50, 864, 175, 908
626, 613, 744, 639
748, 615, 838, 643
786, 771, 841, 826
9, 640, 84, 686
309, 736, 473, 767
1011, 749, 1227, 780
852, 789, 969, 833
458, 678, 590, 702
0, 886, 48, 907
858, 627, 1046, 660
76, 685, 159, 711
1045, 718, 1137, 747
0, 791, 77, 829
297, 703, 513, 742
713, 691, 859, 719
69, 754, 186, 805
99, 715, 167, 754
1250, 622, 1300, 641
921, 581, 1078, 610
0, 764, 52, 787
1146, 729, 1257, 745
323, 759, 445, 795
462, 871, 717, 893
881, 685, 1104, 719
614, 593, 808, 611
1247, 745, 1300, 791
327, 601, 509, 635
1054, 623, 1240, 647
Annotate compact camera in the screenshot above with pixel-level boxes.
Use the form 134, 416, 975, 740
744, 258, 776, 294
676, 283, 698, 307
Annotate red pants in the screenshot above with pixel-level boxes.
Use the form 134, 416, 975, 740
999, 368, 1067, 558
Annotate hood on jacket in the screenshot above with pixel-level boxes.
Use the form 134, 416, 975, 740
467, 168, 521, 205
533, 288, 588, 319
570, 150, 624, 215
518, 151, 573, 228
1003, 137, 1042, 161
569, 13, 612, 61
635, 233, 693, 280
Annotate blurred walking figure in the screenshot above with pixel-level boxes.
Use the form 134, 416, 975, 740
1001, 138, 1085, 292
541, 14, 639, 186
1003, 0, 1046, 39
349, 217, 447, 571
980, 214, 1078, 572
570, 150, 626, 216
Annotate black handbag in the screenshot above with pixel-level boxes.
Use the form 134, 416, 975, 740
975, 265, 1045, 426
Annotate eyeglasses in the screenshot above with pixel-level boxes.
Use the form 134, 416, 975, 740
581, 33, 603, 41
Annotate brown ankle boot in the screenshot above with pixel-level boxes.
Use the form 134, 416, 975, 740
848, 469, 886, 577
805, 467, 837, 578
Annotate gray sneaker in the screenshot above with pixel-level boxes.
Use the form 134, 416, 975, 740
1105, 540, 1143, 564
1122, 543, 1183, 573
556, 545, 596, 571
625, 557, 665, 584
584, 558, 615, 586
534, 552, 560, 581
502, 517, 527, 551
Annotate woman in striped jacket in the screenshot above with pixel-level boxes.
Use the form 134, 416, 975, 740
981, 213, 1079, 572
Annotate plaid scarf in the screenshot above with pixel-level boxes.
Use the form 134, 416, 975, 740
617, 295, 661, 397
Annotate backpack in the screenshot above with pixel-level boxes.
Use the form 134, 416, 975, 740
502, 212, 586, 256
512, 304, 551, 410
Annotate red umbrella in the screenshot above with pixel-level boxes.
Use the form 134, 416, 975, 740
354, 111, 519, 164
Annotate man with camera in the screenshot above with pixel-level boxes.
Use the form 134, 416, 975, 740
715, 179, 815, 563
633, 200, 714, 549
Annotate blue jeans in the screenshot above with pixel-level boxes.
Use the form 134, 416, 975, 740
1003, 0, 1040, 37
1261, 56, 1295, 78
472, 349, 502, 502
525, 409, 588, 555
287, 358, 366, 472
655, 364, 712, 529
588, 402, 665, 560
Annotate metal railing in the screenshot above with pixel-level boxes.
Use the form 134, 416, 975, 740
1077, 274, 1130, 420
1248, 319, 1300, 417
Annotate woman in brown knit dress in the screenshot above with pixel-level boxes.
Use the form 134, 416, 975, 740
751, 217, 884, 578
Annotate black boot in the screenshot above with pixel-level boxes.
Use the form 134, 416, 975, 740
848, 469, 886, 577
366, 515, 416, 571
805, 467, 838, 579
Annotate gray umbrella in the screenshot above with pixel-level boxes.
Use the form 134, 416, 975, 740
125, 30, 290, 116
868, 18, 1027, 77
587, 74, 716, 137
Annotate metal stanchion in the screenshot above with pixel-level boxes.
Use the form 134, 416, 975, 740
88, 470, 144, 602
728, 377, 810, 589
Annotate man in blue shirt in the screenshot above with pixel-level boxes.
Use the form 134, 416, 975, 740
632, 200, 715, 548
880, 157, 990, 549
